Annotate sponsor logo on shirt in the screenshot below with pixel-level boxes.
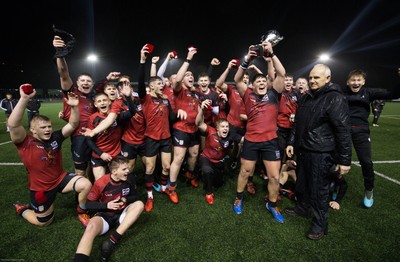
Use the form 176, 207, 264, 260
261, 94, 269, 102
50, 141, 58, 150
122, 188, 130, 196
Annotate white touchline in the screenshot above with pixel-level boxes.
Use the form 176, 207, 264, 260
352, 161, 400, 185
0, 141, 12, 146
370, 160, 400, 164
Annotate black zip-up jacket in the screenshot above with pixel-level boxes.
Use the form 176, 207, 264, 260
0, 98, 18, 115
288, 83, 352, 166
342, 85, 400, 127
27, 98, 41, 112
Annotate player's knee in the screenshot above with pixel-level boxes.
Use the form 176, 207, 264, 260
74, 177, 92, 193
129, 200, 144, 212
239, 168, 251, 178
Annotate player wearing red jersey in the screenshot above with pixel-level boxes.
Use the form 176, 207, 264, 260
73, 156, 144, 262
232, 41, 286, 223
167, 47, 200, 203
138, 45, 187, 211
86, 93, 123, 180
196, 101, 240, 204
10, 85, 92, 227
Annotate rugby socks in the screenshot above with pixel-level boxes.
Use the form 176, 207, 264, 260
76, 205, 87, 214
144, 173, 154, 198
160, 172, 169, 191
73, 253, 89, 262
236, 191, 244, 200
110, 230, 122, 245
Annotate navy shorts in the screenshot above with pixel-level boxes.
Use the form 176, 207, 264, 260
71, 135, 92, 163
144, 137, 172, 157
121, 140, 146, 160
29, 173, 76, 214
172, 129, 200, 148
241, 138, 281, 161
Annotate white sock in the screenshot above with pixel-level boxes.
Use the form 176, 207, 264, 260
147, 191, 153, 199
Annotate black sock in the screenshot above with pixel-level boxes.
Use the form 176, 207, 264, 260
236, 191, 244, 200
160, 173, 169, 186
110, 230, 122, 245
144, 173, 154, 191
73, 253, 89, 262
268, 201, 277, 208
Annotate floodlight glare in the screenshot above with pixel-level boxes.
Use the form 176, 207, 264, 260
319, 53, 330, 61
87, 54, 98, 62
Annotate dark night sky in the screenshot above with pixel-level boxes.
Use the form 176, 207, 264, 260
1, 0, 399, 95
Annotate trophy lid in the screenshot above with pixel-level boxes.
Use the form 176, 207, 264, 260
260, 30, 284, 46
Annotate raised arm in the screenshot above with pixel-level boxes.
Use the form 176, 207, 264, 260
138, 44, 149, 99
157, 52, 175, 85
215, 59, 237, 92
207, 58, 221, 82
234, 47, 257, 97
8, 84, 37, 144
53, 36, 73, 91
150, 56, 160, 77
265, 57, 275, 83
173, 48, 197, 92
262, 41, 285, 93
95, 72, 121, 93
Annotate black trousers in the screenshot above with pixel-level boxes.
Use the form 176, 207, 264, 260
372, 110, 382, 125
199, 156, 225, 194
296, 150, 334, 233
351, 127, 374, 191
27, 110, 39, 128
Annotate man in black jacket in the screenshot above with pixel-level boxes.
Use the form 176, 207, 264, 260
285, 64, 352, 240
371, 99, 385, 127
342, 69, 400, 208
0, 91, 18, 132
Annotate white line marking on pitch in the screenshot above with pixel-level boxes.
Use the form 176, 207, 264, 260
371, 160, 400, 164
352, 161, 400, 185
0, 141, 12, 146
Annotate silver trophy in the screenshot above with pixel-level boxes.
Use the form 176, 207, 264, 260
260, 30, 284, 46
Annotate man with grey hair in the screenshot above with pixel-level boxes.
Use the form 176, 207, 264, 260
285, 64, 352, 240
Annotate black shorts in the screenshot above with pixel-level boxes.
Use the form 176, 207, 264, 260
91, 157, 109, 168
144, 137, 172, 157
29, 173, 76, 214
241, 138, 281, 161
95, 212, 122, 229
172, 129, 200, 148
71, 135, 92, 163
121, 140, 146, 160
277, 127, 291, 152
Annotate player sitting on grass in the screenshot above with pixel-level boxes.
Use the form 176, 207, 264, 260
73, 156, 144, 262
